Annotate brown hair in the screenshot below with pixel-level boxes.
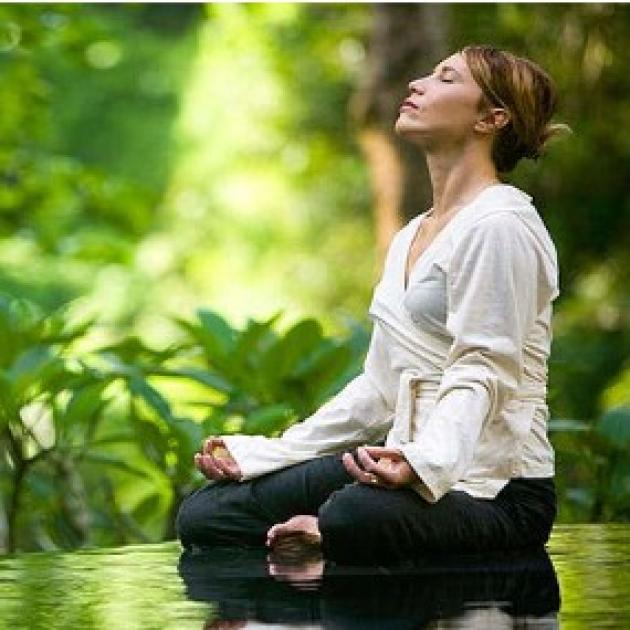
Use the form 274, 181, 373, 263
461, 44, 572, 173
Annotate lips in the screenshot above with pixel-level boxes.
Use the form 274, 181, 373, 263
400, 99, 419, 110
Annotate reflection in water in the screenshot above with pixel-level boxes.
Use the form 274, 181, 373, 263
179, 545, 560, 628
1, 526, 626, 628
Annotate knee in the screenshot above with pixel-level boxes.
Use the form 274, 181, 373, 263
318, 487, 378, 562
175, 485, 217, 548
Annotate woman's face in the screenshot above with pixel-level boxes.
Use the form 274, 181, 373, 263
394, 52, 489, 149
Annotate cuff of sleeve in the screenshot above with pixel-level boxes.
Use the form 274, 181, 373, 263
221, 435, 257, 482
400, 443, 448, 504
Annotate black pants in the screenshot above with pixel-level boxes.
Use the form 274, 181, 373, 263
176, 449, 557, 565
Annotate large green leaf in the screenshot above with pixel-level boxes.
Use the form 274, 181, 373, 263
128, 374, 177, 424
257, 319, 323, 391
291, 341, 355, 407
231, 314, 281, 368
196, 309, 237, 357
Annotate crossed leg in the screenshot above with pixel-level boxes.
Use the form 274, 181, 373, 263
176, 450, 554, 565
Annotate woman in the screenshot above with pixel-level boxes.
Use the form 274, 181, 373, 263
176, 45, 570, 565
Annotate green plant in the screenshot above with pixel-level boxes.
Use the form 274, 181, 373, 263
0, 293, 131, 552
550, 406, 630, 522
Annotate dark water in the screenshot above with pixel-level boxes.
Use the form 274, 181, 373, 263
0, 524, 628, 629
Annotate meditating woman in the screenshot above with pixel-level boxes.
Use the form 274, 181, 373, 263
176, 44, 570, 565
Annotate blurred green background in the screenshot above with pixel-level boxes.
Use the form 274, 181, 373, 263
0, 3, 628, 554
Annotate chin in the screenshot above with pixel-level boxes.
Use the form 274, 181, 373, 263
394, 119, 423, 138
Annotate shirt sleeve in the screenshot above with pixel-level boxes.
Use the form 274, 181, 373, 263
222, 321, 395, 481
400, 212, 556, 503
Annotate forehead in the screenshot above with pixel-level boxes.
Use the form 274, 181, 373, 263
433, 52, 470, 78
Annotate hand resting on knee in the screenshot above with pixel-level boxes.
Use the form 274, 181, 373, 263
343, 446, 420, 489
194, 436, 242, 481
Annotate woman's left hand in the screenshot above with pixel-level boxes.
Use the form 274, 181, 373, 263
342, 446, 420, 489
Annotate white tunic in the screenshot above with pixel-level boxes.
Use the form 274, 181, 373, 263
223, 183, 560, 503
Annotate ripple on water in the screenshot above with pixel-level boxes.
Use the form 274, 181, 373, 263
0, 526, 628, 629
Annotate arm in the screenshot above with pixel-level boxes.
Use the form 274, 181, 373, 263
221, 321, 395, 481
400, 212, 557, 502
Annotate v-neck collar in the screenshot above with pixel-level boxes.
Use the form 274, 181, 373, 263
402, 183, 506, 292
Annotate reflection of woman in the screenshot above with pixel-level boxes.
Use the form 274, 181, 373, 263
177, 45, 570, 565
179, 545, 560, 628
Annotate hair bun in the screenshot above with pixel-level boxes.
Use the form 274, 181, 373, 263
462, 45, 572, 172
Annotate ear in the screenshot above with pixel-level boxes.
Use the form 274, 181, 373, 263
474, 107, 510, 135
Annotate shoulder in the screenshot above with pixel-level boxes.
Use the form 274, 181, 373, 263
448, 187, 559, 298
452, 185, 557, 268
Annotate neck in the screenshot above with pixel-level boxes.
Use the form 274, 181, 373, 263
424, 143, 501, 219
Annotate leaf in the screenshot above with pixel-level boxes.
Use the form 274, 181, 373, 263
196, 309, 237, 356
7, 347, 69, 401
170, 418, 203, 456
133, 417, 168, 468
98, 335, 179, 364
292, 342, 355, 406
132, 493, 162, 524
150, 366, 233, 394
61, 381, 111, 442
231, 314, 281, 368
257, 318, 323, 389
596, 406, 630, 450
128, 375, 176, 424
87, 432, 136, 447
0, 370, 17, 425
80, 451, 151, 479
241, 403, 297, 436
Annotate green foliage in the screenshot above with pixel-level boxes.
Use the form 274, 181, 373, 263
550, 406, 630, 522
0, 293, 367, 552
0, 3, 629, 552
170, 308, 366, 434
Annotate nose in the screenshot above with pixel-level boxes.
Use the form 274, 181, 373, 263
407, 77, 426, 94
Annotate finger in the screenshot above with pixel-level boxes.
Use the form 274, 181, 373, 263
195, 453, 218, 480
199, 453, 226, 480
343, 452, 379, 485
215, 455, 241, 480
357, 446, 380, 473
342, 452, 364, 482
374, 460, 416, 488
203, 437, 224, 454
342, 452, 364, 481
194, 452, 204, 472
362, 446, 404, 461
203, 436, 228, 453
194, 453, 212, 478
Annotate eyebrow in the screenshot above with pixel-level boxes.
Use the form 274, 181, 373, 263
433, 65, 462, 78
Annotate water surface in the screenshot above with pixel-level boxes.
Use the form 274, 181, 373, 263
0, 524, 627, 629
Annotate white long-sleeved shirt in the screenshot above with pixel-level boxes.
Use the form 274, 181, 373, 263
223, 183, 560, 503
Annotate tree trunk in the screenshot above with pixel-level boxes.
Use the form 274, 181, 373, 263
350, 3, 450, 269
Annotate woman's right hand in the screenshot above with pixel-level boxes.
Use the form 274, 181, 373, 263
194, 437, 243, 481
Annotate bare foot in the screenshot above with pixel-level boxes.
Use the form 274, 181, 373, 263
266, 515, 321, 548
266, 515, 324, 590
267, 556, 325, 591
